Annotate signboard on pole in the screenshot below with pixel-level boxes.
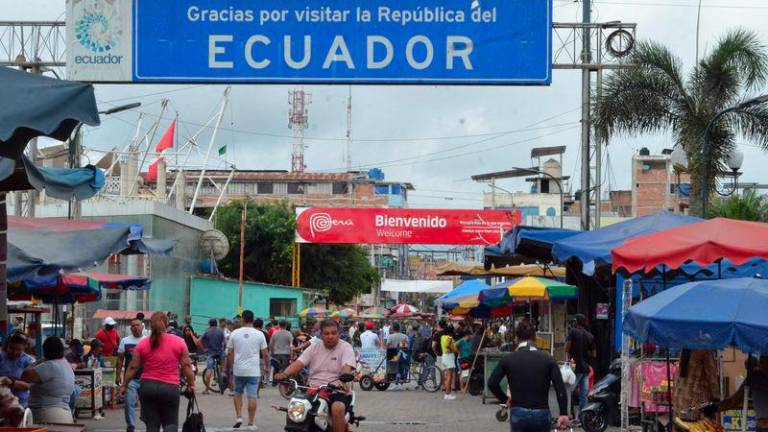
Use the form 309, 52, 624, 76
295, 207, 520, 245
66, 0, 552, 84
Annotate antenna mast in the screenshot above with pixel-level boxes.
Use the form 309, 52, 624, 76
345, 86, 352, 172
289, 89, 311, 172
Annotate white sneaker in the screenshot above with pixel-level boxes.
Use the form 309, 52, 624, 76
245, 425, 258, 431
445, 394, 456, 400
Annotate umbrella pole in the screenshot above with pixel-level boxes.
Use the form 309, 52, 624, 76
666, 348, 673, 432
0, 194, 6, 345
463, 321, 487, 395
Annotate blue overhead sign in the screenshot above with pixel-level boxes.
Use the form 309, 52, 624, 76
66, 0, 552, 85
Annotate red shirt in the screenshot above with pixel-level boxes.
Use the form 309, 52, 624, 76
268, 326, 280, 339
96, 328, 120, 356
135, 333, 187, 385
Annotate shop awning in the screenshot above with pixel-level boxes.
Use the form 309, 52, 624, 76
10, 272, 150, 304
435, 263, 566, 278
612, 217, 768, 274
552, 210, 701, 273
436, 279, 489, 309
7, 216, 175, 283
93, 309, 154, 320
381, 279, 453, 294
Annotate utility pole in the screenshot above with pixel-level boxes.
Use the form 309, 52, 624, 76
238, 203, 246, 316
580, 0, 592, 231
345, 86, 352, 172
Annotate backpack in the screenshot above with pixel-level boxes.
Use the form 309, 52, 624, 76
182, 395, 205, 432
431, 332, 444, 357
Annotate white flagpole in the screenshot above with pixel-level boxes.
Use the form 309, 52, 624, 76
209, 166, 236, 221
130, 99, 169, 195
189, 87, 231, 213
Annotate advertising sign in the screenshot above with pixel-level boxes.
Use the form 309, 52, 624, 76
356, 348, 387, 382
66, 0, 552, 84
295, 207, 520, 245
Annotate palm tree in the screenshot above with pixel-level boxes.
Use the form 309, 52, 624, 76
708, 189, 768, 221
594, 29, 768, 216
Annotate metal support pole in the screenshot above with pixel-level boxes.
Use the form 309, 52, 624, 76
237, 203, 246, 315
580, 0, 592, 231
208, 167, 236, 221
595, 67, 603, 228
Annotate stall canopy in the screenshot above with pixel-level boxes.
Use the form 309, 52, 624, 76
624, 277, 768, 353
436, 263, 567, 278
612, 217, 768, 274
8, 216, 175, 283
10, 272, 151, 304
381, 279, 453, 294
484, 225, 580, 267
551, 210, 701, 274
481, 276, 578, 306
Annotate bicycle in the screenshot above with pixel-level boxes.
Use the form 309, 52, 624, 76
358, 350, 442, 392
202, 355, 227, 395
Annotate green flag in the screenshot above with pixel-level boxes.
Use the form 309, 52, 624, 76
218, 145, 226, 156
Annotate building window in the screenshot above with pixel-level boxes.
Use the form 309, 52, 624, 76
391, 184, 402, 195
332, 182, 349, 195
257, 182, 274, 194
273, 183, 288, 195
270, 298, 297, 317
541, 180, 550, 194
307, 183, 332, 195
287, 183, 305, 194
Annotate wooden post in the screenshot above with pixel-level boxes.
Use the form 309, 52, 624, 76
237, 204, 246, 316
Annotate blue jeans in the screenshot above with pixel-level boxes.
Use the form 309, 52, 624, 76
124, 379, 140, 428
575, 373, 589, 415
234, 376, 260, 399
509, 407, 551, 432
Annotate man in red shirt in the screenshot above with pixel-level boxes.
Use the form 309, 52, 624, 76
267, 319, 280, 340
96, 317, 120, 356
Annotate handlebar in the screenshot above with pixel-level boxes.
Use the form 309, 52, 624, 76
277, 379, 346, 393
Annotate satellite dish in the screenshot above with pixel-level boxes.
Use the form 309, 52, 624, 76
200, 229, 230, 261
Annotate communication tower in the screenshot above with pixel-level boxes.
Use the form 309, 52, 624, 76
288, 89, 311, 172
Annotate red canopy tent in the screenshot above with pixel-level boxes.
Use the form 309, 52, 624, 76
612, 218, 768, 274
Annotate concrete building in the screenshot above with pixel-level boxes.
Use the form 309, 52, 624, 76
631, 148, 690, 216
163, 169, 414, 212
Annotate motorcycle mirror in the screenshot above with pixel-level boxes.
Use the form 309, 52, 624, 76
339, 373, 354, 383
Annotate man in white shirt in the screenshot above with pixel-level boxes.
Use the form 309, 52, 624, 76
227, 310, 269, 430
360, 321, 380, 350
382, 322, 391, 344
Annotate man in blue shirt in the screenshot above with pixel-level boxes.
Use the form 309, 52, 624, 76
194, 318, 225, 394
0, 332, 35, 408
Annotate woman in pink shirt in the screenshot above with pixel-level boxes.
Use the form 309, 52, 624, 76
120, 312, 195, 432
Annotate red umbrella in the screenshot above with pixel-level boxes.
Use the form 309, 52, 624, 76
390, 303, 419, 318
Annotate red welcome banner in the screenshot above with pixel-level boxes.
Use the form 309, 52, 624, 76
295, 208, 520, 245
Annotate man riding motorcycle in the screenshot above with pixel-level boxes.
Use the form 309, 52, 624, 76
276, 319, 356, 432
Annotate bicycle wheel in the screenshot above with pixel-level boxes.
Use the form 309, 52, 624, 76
420, 365, 442, 393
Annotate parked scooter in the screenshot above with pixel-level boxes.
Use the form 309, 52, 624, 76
275, 373, 365, 432
580, 359, 622, 432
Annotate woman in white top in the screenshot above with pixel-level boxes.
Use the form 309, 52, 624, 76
22, 337, 75, 423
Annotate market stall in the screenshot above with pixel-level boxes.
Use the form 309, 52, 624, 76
623, 277, 768, 432
7, 304, 48, 357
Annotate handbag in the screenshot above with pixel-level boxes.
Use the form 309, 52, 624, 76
182, 395, 205, 432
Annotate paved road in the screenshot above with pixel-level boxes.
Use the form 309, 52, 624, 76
80, 381, 507, 432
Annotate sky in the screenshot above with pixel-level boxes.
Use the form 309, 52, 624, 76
5, 0, 768, 209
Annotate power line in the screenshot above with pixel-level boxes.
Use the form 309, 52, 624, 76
104, 106, 580, 144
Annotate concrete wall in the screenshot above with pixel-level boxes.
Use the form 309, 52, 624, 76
189, 276, 307, 330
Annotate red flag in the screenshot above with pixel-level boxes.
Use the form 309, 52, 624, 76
146, 157, 163, 182
154, 119, 176, 153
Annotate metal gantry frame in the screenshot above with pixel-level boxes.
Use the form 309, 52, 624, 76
1, 20, 638, 229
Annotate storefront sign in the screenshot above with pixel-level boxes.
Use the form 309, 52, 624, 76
66, 0, 552, 84
295, 207, 520, 245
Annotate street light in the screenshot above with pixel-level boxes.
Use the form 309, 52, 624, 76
701, 94, 768, 215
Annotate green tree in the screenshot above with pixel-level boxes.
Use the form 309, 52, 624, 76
595, 30, 768, 216
708, 190, 768, 221
214, 200, 378, 304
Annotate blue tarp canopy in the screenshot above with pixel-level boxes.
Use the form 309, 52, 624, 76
0, 155, 104, 199
0, 67, 99, 159
7, 217, 175, 283
623, 277, 768, 353
485, 225, 580, 265
552, 211, 701, 273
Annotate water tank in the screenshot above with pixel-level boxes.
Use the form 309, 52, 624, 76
368, 168, 385, 181
639, 147, 651, 156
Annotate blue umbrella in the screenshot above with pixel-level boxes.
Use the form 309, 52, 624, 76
624, 277, 768, 353
436, 279, 490, 310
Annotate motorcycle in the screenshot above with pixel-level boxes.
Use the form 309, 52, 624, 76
275, 373, 365, 432
580, 359, 621, 432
